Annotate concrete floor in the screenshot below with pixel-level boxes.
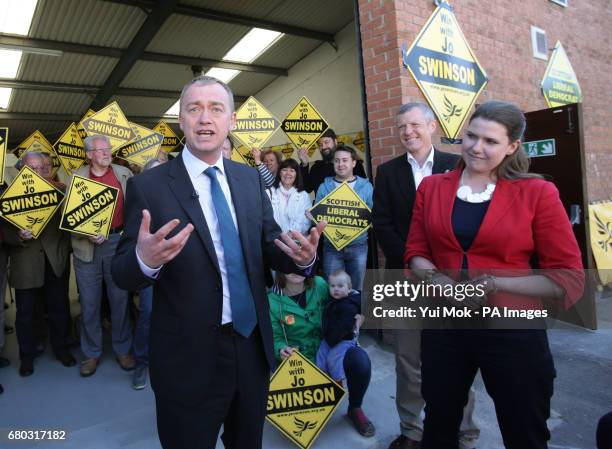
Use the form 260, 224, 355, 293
1, 295, 611, 449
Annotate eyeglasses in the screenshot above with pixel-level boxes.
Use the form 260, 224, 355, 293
89, 147, 112, 153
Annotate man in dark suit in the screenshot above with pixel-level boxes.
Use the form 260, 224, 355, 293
372, 102, 478, 449
111, 76, 323, 449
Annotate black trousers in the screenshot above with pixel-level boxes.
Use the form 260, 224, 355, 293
155, 327, 270, 449
15, 257, 71, 361
421, 329, 555, 449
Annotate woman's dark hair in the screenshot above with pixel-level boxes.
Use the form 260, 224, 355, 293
274, 272, 314, 290
273, 158, 304, 191
457, 100, 542, 180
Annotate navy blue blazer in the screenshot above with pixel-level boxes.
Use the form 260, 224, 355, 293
112, 154, 306, 405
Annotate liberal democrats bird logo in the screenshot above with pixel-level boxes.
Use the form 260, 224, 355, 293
442, 95, 462, 123
92, 217, 108, 234
293, 417, 317, 437
594, 211, 612, 253
26, 215, 44, 229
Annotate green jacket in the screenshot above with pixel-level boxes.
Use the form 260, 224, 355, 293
268, 276, 329, 363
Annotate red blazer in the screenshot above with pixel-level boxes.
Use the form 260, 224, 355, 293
404, 169, 584, 310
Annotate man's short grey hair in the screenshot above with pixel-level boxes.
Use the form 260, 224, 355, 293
179, 75, 235, 114
15, 151, 45, 170
83, 135, 111, 151
397, 102, 435, 122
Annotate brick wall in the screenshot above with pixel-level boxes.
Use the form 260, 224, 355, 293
358, 0, 612, 201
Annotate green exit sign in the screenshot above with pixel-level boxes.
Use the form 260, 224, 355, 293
523, 138, 556, 158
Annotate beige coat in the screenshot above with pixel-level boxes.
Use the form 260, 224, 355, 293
3, 212, 70, 290
70, 164, 133, 262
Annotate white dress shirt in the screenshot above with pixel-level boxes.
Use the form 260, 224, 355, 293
407, 146, 435, 189
138, 148, 237, 324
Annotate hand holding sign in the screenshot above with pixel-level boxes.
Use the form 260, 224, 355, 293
136, 209, 194, 268
251, 146, 262, 165
18, 229, 34, 241
274, 221, 326, 266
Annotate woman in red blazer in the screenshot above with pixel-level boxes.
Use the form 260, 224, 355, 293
404, 101, 583, 449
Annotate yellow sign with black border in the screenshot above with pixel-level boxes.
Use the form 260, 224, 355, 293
77, 109, 96, 141
153, 120, 181, 153
13, 130, 53, 159
589, 202, 612, 285
232, 96, 280, 150
54, 123, 86, 175
231, 145, 256, 167
115, 123, 164, 167
270, 143, 295, 160
0, 166, 64, 239
81, 101, 135, 151
309, 182, 371, 251
281, 97, 329, 152
337, 131, 365, 155
541, 41, 582, 108
402, 1, 488, 139
20, 139, 62, 178
59, 175, 118, 238
0, 127, 7, 184
266, 351, 345, 449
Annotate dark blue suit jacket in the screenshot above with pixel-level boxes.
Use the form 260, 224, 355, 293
112, 154, 305, 405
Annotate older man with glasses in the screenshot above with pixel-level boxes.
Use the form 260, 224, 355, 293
71, 135, 134, 377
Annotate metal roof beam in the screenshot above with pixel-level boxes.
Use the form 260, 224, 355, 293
0, 111, 179, 123
0, 34, 287, 76
0, 77, 248, 101
90, 0, 180, 110
103, 0, 335, 43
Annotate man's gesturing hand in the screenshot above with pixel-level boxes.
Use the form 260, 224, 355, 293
274, 221, 326, 266
136, 209, 194, 268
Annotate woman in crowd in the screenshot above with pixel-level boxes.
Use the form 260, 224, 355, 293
268, 272, 375, 437
267, 158, 312, 235
404, 100, 584, 449
315, 144, 373, 291
252, 148, 281, 188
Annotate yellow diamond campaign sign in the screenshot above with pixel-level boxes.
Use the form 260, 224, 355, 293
232, 96, 280, 150
59, 175, 118, 238
267, 351, 345, 449
54, 123, 86, 175
19, 137, 62, 178
231, 145, 256, 167
115, 123, 164, 167
541, 41, 582, 108
402, 1, 488, 139
589, 202, 612, 286
309, 182, 372, 251
153, 120, 181, 153
271, 143, 295, 160
0, 166, 64, 238
81, 101, 135, 151
0, 127, 7, 184
13, 130, 53, 159
281, 97, 329, 152
77, 109, 96, 141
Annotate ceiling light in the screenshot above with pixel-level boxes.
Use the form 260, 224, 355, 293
223, 28, 283, 63
205, 68, 240, 84
0, 87, 12, 109
0, 44, 62, 57
0, 0, 39, 36
164, 99, 180, 117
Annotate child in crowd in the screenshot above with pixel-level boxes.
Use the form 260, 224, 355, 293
316, 270, 364, 385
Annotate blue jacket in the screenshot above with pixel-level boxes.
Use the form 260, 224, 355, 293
315, 176, 373, 247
